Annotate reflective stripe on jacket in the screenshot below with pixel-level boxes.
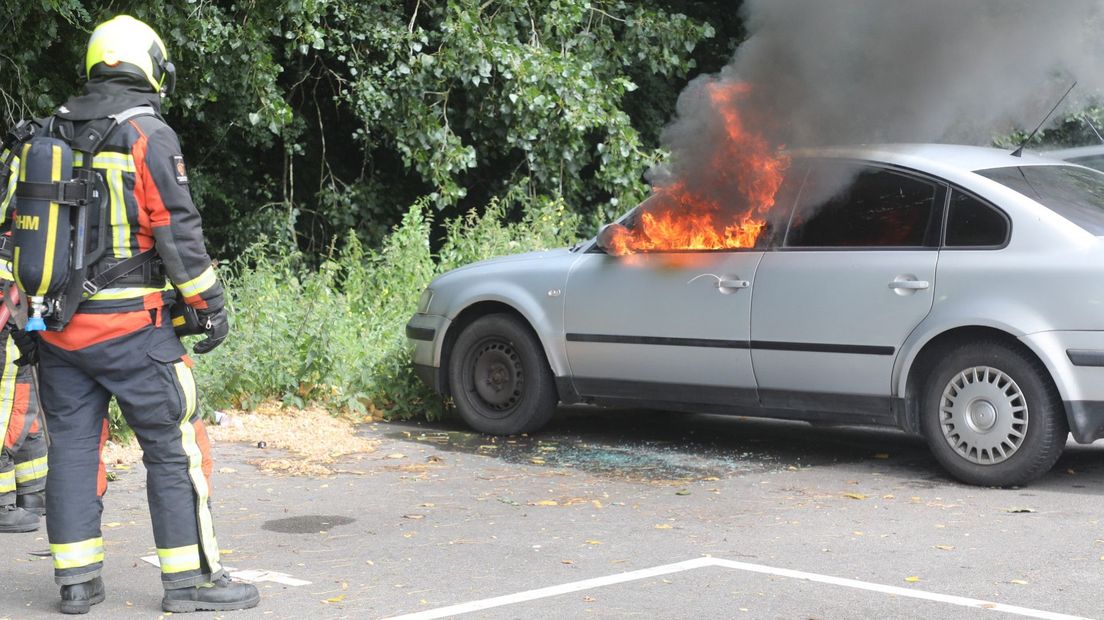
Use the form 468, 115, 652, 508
0, 116, 223, 315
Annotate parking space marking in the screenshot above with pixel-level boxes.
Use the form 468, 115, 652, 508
381, 557, 1091, 620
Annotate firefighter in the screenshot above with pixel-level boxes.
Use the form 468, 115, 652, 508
0, 137, 49, 535
2, 15, 258, 614
0, 295, 48, 532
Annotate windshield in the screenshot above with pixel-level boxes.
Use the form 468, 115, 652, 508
976, 164, 1104, 235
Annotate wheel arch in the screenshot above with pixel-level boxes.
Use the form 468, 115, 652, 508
439, 300, 561, 398
897, 325, 1063, 435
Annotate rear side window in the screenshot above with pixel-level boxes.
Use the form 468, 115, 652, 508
1067, 155, 1104, 173
785, 163, 939, 248
945, 191, 1008, 247
977, 165, 1104, 235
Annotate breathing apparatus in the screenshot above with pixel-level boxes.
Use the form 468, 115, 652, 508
2, 16, 173, 332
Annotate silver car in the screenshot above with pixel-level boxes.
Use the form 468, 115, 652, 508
407, 144, 1104, 487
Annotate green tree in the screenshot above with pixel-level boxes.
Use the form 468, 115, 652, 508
1, 1, 717, 255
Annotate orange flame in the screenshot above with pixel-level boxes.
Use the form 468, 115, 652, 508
605, 82, 789, 256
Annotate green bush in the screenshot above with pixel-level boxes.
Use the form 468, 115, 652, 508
187, 195, 579, 423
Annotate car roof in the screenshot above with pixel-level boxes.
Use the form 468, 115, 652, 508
1039, 144, 1104, 160
787, 143, 1070, 173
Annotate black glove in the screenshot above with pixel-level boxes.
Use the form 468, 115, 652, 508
10, 328, 38, 366
193, 306, 229, 354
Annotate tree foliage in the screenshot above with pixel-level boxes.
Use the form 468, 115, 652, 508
1, 1, 721, 256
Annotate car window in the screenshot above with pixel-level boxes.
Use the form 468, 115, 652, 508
944, 190, 1008, 247
784, 163, 939, 248
606, 163, 807, 253
976, 165, 1104, 235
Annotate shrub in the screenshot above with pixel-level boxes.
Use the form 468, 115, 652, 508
185, 195, 579, 425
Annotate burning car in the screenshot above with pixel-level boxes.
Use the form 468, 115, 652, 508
407, 143, 1104, 487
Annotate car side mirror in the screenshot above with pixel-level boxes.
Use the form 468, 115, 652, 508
596, 224, 616, 254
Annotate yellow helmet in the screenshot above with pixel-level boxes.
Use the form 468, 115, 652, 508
85, 15, 175, 95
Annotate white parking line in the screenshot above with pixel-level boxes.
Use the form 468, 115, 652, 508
381, 557, 1092, 620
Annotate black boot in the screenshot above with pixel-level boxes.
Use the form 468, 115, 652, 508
59, 577, 105, 615
161, 574, 260, 613
17, 490, 45, 516
0, 503, 39, 533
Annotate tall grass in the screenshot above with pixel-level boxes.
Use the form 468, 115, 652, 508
186, 196, 580, 424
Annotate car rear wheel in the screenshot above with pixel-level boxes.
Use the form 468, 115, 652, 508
448, 313, 558, 435
920, 341, 1067, 486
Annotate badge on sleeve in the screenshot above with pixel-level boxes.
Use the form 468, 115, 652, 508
171, 155, 189, 185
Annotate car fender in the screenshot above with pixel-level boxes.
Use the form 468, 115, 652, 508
892, 301, 1068, 402
440, 278, 571, 378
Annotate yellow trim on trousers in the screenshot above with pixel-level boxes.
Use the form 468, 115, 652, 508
173, 361, 221, 574
51, 538, 105, 570
157, 544, 202, 574
15, 455, 48, 484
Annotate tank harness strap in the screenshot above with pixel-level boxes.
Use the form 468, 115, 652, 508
81, 248, 159, 298
14, 179, 93, 205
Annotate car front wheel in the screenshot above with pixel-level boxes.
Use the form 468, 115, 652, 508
920, 341, 1067, 487
448, 313, 558, 435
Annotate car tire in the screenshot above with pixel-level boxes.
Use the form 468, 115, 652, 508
448, 313, 558, 435
919, 340, 1067, 487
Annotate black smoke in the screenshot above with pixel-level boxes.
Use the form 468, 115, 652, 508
661, 0, 1104, 152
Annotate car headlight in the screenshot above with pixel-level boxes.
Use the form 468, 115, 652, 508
416, 288, 435, 314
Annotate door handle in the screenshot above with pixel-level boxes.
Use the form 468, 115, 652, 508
687, 273, 750, 294
888, 280, 929, 290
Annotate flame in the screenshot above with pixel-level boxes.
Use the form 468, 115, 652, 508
606, 82, 789, 256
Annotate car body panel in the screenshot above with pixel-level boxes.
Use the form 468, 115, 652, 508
411, 248, 579, 377
562, 251, 763, 407
751, 250, 938, 416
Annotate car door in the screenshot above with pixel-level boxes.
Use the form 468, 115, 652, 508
750, 161, 945, 419
563, 249, 763, 407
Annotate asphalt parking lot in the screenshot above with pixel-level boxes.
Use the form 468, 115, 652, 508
5, 406, 1104, 619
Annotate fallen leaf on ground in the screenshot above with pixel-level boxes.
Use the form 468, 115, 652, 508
386, 453, 406, 459
654, 524, 673, 529
530, 458, 546, 464
323, 594, 346, 603
905, 576, 921, 583
403, 514, 425, 520
842, 492, 867, 500
675, 489, 691, 496
585, 540, 603, 545
935, 545, 954, 551
1009, 579, 1028, 585
872, 453, 890, 459
532, 500, 558, 506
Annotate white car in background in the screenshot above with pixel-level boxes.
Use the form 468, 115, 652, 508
408, 144, 1104, 487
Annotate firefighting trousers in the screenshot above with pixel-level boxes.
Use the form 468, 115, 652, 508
38, 313, 222, 588
0, 334, 48, 505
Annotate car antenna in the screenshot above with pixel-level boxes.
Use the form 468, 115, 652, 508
1011, 80, 1077, 157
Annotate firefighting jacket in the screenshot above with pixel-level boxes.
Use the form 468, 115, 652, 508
0, 115, 224, 315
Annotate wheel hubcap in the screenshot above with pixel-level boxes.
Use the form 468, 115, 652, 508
939, 366, 1028, 465
470, 340, 524, 412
